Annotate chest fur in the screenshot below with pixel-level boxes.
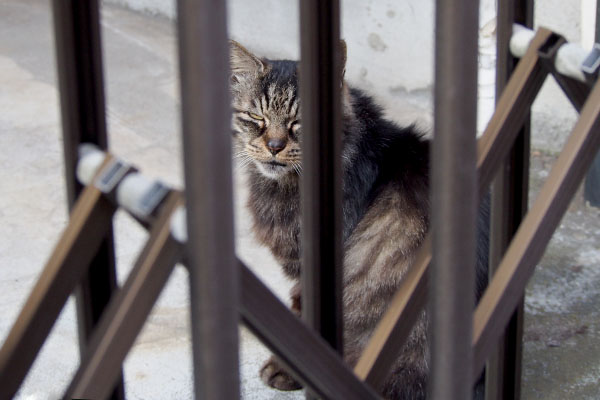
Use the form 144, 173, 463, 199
247, 178, 301, 262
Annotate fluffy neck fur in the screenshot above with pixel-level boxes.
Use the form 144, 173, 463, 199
248, 86, 429, 230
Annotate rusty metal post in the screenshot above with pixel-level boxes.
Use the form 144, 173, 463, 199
176, 1, 240, 399
299, 0, 344, 354
430, 0, 479, 398
51, 1, 124, 398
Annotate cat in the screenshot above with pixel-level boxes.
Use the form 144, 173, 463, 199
229, 40, 488, 399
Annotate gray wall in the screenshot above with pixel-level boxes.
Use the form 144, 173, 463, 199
104, 0, 586, 151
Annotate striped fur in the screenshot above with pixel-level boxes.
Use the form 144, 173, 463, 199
229, 41, 488, 399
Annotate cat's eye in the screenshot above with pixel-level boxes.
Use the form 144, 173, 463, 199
248, 112, 264, 120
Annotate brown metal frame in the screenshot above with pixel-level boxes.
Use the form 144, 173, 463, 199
51, 1, 125, 399
2, 1, 600, 400
176, 1, 241, 398
429, 0, 480, 397
354, 28, 555, 391
584, 0, 600, 206
0, 158, 116, 398
65, 192, 184, 399
473, 73, 600, 380
354, 23, 600, 397
299, 0, 344, 357
486, 2, 533, 398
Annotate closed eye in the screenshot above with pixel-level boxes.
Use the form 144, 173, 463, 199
248, 112, 264, 120
290, 120, 301, 133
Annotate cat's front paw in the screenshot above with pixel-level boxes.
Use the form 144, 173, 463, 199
260, 356, 302, 391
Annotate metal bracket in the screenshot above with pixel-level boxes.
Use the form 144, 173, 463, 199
94, 158, 134, 194
137, 181, 170, 217
537, 32, 566, 64
582, 43, 600, 77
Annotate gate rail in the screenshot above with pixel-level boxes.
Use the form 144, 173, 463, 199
1, 1, 599, 399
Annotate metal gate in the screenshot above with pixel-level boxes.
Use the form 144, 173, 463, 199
1, 0, 599, 399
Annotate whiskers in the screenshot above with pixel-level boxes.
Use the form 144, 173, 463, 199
291, 160, 303, 176
235, 147, 303, 178
233, 151, 255, 169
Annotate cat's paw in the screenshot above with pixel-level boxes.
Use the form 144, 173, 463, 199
260, 357, 302, 391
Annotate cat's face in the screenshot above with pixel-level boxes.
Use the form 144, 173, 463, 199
229, 41, 302, 180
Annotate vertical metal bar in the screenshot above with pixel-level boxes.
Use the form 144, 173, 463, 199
176, 1, 240, 399
486, 1, 532, 399
50, 1, 124, 399
584, 0, 600, 207
597, 0, 600, 38
354, 29, 553, 391
299, 0, 344, 358
584, 149, 600, 206
52, 0, 107, 203
429, 0, 479, 398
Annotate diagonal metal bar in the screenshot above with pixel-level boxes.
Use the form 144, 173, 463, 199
65, 192, 184, 400
240, 264, 380, 400
353, 238, 431, 387
353, 28, 554, 390
55, 197, 378, 399
477, 28, 554, 198
550, 72, 591, 113
36, 142, 373, 400
472, 77, 600, 382
0, 158, 116, 400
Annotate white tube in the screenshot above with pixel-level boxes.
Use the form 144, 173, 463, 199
76, 144, 106, 185
170, 206, 187, 243
77, 144, 179, 223
555, 43, 589, 82
509, 24, 536, 59
510, 24, 590, 83
116, 172, 156, 218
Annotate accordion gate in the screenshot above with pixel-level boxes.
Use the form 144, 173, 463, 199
1, 0, 599, 399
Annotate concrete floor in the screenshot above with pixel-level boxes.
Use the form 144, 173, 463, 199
1, 1, 299, 399
0, 1, 598, 399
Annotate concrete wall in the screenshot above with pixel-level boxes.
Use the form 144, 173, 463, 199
103, 0, 435, 127
104, 0, 588, 151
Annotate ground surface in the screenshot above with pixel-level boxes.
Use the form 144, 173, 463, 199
0, 1, 598, 399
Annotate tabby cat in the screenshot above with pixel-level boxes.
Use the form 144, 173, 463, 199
229, 40, 488, 399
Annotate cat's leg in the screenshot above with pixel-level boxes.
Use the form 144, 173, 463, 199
259, 356, 302, 391
346, 315, 428, 400
259, 282, 303, 391
289, 281, 301, 315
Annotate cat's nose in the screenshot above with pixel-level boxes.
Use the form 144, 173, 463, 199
267, 138, 287, 155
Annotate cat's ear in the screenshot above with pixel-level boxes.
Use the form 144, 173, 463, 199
229, 40, 268, 82
339, 40, 352, 110
340, 39, 347, 80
